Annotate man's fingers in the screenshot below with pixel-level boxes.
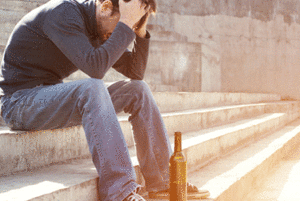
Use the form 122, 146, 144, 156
144, 5, 150, 12
119, 0, 150, 29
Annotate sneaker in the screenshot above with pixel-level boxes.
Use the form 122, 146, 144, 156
148, 182, 210, 199
123, 187, 146, 201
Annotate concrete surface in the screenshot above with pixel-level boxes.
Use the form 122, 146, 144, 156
152, 92, 281, 113
244, 139, 300, 201
190, 118, 300, 201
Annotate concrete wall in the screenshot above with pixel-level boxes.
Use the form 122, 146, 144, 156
153, 0, 300, 98
145, 41, 202, 92
2, 0, 300, 97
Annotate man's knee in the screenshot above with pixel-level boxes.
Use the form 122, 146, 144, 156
129, 80, 152, 96
79, 78, 106, 94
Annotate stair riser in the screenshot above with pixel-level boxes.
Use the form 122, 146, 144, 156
163, 105, 267, 136
0, 126, 89, 176
153, 92, 280, 113
163, 102, 300, 137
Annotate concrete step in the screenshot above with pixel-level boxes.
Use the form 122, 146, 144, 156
152, 92, 281, 113
0, 0, 43, 12
186, 118, 300, 201
160, 101, 299, 136
0, 45, 4, 61
243, 143, 300, 201
148, 84, 183, 92
0, 10, 27, 28
0, 100, 298, 176
0, 113, 297, 200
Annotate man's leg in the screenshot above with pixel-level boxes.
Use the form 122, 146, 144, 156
1, 78, 139, 201
108, 80, 172, 192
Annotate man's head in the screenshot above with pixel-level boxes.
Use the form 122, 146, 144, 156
95, 0, 156, 41
95, 0, 119, 41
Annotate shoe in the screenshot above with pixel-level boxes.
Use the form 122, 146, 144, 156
123, 187, 146, 201
148, 182, 210, 199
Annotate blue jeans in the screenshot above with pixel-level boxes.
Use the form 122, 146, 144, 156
1, 78, 172, 201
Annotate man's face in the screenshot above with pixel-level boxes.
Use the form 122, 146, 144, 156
96, 1, 120, 41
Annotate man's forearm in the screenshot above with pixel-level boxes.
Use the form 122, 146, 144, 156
112, 30, 150, 80
135, 27, 147, 38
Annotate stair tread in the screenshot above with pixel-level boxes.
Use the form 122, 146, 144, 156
0, 158, 97, 201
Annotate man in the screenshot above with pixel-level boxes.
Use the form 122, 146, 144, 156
0, 0, 209, 200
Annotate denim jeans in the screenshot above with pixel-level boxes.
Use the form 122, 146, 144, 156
1, 78, 172, 201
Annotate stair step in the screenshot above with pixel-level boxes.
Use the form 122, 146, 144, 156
188, 118, 300, 201
0, 114, 296, 200
244, 143, 300, 201
168, 113, 288, 170
159, 101, 299, 136
1, 101, 299, 176
0, 158, 99, 201
148, 84, 183, 92
152, 92, 281, 113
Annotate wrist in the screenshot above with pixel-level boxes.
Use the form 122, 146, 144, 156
135, 27, 147, 38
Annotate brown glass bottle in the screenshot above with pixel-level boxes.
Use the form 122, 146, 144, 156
169, 132, 187, 201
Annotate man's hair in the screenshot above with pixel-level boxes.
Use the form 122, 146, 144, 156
97, 0, 156, 16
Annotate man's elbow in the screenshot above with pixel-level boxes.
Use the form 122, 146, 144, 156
131, 73, 144, 80
98, 73, 105, 80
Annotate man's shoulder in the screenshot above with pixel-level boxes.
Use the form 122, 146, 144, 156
21, 0, 80, 22
45, 0, 79, 11
40, 0, 85, 26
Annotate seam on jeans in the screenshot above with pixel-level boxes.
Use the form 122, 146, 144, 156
89, 114, 108, 178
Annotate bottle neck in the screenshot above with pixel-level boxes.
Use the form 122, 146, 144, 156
174, 132, 182, 153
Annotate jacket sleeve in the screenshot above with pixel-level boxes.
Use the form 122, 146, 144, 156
112, 32, 150, 80
42, 2, 135, 79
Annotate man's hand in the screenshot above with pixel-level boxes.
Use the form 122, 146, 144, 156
134, 12, 149, 38
119, 0, 149, 30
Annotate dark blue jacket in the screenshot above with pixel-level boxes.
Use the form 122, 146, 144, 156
0, 0, 150, 96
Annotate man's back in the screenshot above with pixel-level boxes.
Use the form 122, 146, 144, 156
0, 0, 98, 96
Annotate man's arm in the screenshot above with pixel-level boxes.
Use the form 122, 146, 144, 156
112, 31, 150, 80
112, 11, 151, 80
43, 3, 135, 79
